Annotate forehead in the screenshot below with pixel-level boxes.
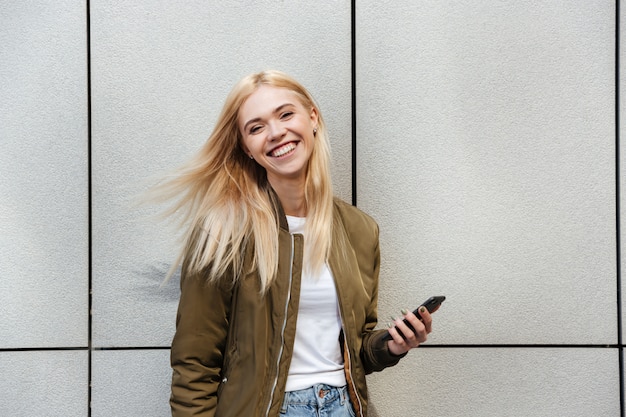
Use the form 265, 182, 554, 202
239, 85, 302, 120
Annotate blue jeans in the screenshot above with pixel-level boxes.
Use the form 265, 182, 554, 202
280, 384, 356, 417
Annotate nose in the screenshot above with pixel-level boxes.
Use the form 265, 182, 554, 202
267, 121, 285, 141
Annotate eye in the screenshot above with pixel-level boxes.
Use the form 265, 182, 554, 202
280, 111, 294, 120
249, 125, 263, 134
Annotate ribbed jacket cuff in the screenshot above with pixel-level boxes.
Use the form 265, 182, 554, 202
365, 330, 408, 373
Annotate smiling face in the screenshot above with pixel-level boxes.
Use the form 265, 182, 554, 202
238, 85, 318, 188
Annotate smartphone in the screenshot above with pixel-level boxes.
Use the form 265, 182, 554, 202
381, 295, 445, 341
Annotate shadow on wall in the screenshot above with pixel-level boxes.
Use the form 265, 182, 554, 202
133, 262, 181, 303
368, 403, 380, 417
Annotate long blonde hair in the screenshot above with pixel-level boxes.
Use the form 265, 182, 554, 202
153, 70, 334, 292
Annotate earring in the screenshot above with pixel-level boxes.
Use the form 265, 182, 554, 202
249, 154, 254, 159
313, 128, 318, 136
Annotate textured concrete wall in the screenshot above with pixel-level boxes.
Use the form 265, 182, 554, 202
1, 1, 89, 416
0, 1, 620, 416
359, 1, 618, 416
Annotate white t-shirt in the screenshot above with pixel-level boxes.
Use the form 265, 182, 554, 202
284, 215, 347, 392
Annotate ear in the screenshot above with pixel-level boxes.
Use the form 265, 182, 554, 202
309, 106, 319, 129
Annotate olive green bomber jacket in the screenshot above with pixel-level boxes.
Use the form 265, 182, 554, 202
170, 198, 405, 417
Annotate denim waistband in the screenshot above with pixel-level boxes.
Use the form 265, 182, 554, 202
281, 384, 349, 411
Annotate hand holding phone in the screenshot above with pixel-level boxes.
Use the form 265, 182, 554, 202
382, 295, 445, 341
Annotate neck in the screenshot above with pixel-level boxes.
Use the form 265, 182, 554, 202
269, 178, 307, 217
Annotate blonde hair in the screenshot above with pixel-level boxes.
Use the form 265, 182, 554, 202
153, 70, 334, 292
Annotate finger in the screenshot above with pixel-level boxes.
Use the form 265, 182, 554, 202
395, 313, 426, 345
417, 307, 433, 333
387, 322, 409, 348
387, 337, 409, 356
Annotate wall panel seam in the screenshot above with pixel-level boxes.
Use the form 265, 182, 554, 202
86, 1, 93, 416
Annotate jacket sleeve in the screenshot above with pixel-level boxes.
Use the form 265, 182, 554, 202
361, 330, 407, 374
170, 264, 233, 417
359, 224, 408, 374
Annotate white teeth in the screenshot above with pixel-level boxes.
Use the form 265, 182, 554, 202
272, 143, 295, 157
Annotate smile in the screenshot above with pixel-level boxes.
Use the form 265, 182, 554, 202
269, 142, 296, 158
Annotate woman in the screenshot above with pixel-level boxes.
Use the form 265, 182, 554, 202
160, 70, 433, 417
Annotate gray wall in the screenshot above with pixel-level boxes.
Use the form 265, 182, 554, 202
0, 1, 620, 416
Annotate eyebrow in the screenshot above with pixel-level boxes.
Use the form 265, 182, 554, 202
242, 103, 295, 132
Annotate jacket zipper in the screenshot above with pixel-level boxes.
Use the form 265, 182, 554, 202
265, 233, 295, 416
